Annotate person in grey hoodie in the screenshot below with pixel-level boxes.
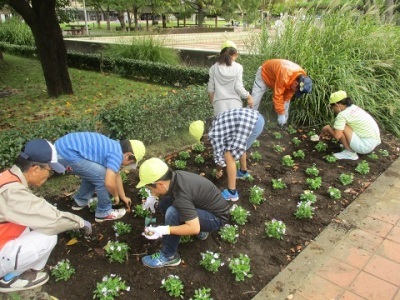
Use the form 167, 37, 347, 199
207, 40, 253, 116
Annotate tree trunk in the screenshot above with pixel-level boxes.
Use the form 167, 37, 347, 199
117, 11, 125, 30
9, 0, 73, 97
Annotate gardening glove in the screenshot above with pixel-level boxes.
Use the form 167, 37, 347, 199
82, 220, 92, 236
142, 225, 170, 240
277, 114, 286, 126
143, 194, 158, 213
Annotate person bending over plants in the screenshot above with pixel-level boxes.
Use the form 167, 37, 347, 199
55, 132, 146, 222
320, 90, 381, 160
191, 107, 265, 201
138, 158, 231, 268
251, 59, 312, 127
0, 139, 92, 293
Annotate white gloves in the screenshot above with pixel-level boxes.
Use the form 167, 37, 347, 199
277, 114, 286, 125
83, 220, 92, 236
142, 225, 170, 240
142, 189, 158, 213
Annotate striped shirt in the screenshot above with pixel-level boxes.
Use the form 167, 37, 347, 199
334, 105, 381, 141
55, 132, 123, 172
208, 108, 259, 167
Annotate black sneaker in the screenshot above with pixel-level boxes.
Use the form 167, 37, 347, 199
71, 201, 86, 211
0, 270, 49, 293
197, 232, 209, 240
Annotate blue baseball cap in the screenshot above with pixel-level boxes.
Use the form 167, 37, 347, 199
20, 139, 66, 173
295, 76, 312, 98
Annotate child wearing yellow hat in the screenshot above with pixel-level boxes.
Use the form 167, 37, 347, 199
320, 91, 381, 160
207, 40, 253, 115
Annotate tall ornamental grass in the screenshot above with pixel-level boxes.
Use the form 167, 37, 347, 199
241, 2, 400, 136
103, 37, 181, 66
0, 18, 35, 46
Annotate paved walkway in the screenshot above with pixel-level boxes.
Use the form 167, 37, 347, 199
253, 157, 400, 300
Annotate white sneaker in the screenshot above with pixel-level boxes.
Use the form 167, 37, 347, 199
95, 208, 126, 223
333, 149, 359, 160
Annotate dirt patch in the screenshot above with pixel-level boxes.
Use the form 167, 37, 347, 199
42, 127, 399, 300
0, 88, 20, 99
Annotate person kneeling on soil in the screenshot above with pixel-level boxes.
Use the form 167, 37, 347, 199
138, 158, 231, 268
0, 139, 92, 293
320, 90, 381, 160
55, 132, 146, 223
191, 108, 265, 201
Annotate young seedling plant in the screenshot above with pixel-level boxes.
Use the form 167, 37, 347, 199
367, 152, 379, 160
272, 178, 286, 190
219, 224, 239, 244
252, 139, 260, 147
282, 155, 294, 167
306, 177, 322, 190
299, 190, 317, 204
325, 154, 337, 163
199, 251, 224, 273
133, 204, 151, 218
88, 197, 98, 213
273, 132, 283, 139
161, 275, 184, 298
355, 160, 370, 175
178, 150, 191, 160
315, 142, 328, 152
191, 287, 213, 300
265, 219, 286, 240
273, 144, 285, 153
250, 151, 262, 162
104, 241, 130, 263
305, 164, 319, 177
339, 173, 354, 186
378, 149, 389, 157
51, 259, 75, 282
174, 160, 187, 170
93, 274, 130, 300
328, 187, 341, 199
286, 125, 297, 134
291, 137, 301, 147
228, 254, 252, 282
194, 155, 205, 164
294, 201, 315, 219
180, 235, 194, 243
249, 185, 265, 205
113, 221, 132, 237
192, 142, 206, 153
293, 149, 305, 160
230, 204, 251, 225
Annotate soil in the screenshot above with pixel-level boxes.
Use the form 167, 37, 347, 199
42, 127, 399, 300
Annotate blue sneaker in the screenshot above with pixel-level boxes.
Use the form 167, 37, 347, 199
221, 189, 239, 201
142, 251, 181, 268
236, 170, 250, 180
197, 232, 209, 240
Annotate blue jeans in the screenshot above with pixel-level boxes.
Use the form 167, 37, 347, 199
58, 157, 112, 218
246, 114, 265, 149
159, 197, 224, 257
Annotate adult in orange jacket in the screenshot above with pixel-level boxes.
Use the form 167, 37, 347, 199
251, 59, 312, 126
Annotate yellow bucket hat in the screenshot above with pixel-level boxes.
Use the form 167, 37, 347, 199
189, 120, 205, 142
129, 140, 146, 163
221, 40, 237, 50
136, 158, 169, 188
329, 90, 347, 104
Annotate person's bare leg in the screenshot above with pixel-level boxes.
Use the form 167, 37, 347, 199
224, 151, 237, 190
239, 152, 247, 172
340, 125, 354, 151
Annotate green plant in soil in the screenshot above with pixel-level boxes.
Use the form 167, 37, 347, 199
249, 185, 265, 205
194, 155, 205, 164
219, 224, 239, 244
67, 229, 83, 239
305, 164, 319, 177
273, 132, 283, 139
294, 201, 315, 219
286, 125, 297, 134
113, 221, 132, 237
299, 190, 317, 203
367, 152, 379, 160
93, 274, 129, 300
250, 151, 262, 162
133, 204, 151, 218
104, 241, 130, 263
291, 137, 301, 147
211, 169, 217, 178
307, 130, 316, 137
191, 287, 213, 300
339, 173, 354, 186
293, 149, 305, 159
180, 235, 194, 243
378, 149, 389, 157
325, 155, 337, 163
282, 155, 295, 167
161, 275, 184, 298
355, 160, 370, 175
315, 142, 328, 152
138, 187, 150, 199
199, 251, 224, 273
51, 259, 76, 282
306, 177, 322, 190
88, 197, 98, 213
265, 219, 286, 240
174, 160, 187, 170
178, 150, 191, 160
271, 178, 287, 190
228, 254, 252, 282
230, 204, 251, 225
192, 142, 205, 153
273, 144, 285, 153
252, 140, 260, 147
243, 174, 255, 182
328, 187, 341, 199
